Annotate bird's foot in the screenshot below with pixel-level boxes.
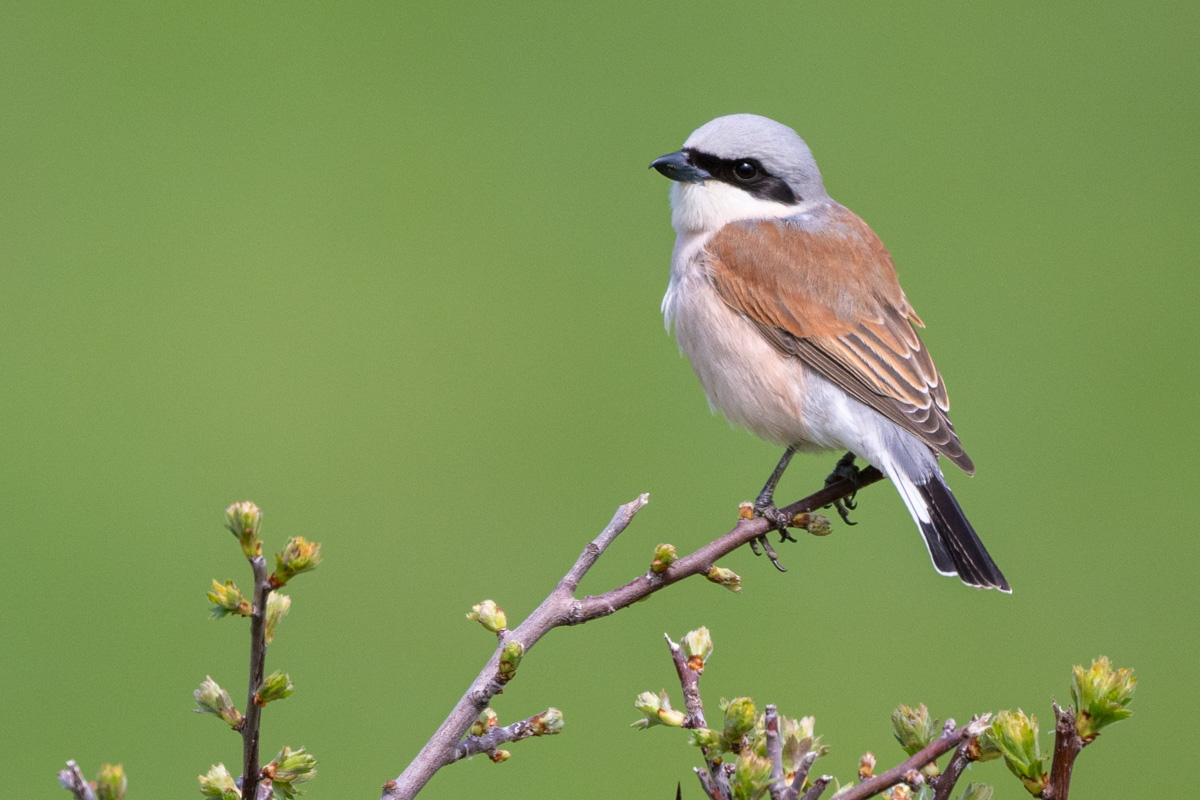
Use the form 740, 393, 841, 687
753, 494, 798, 543
748, 532, 787, 572
823, 452, 863, 525
744, 495, 795, 572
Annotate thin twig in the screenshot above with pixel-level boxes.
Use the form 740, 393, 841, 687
667, 633, 727, 798
242, 555, 271, 800
833, 716, 991, 800
383, 471, 880, 800
666, 635, 708, 730
782, 750, 822, 800
695, 768, 724, 800
931, 737, 975, 800
450, 709, 557, 763
765, 705, 786, 800
800, 776, 832, 800
57, 761, 97, 800
1042, 701, 1083, 800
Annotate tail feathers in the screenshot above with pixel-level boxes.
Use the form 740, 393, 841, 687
893, 470, 1011, 592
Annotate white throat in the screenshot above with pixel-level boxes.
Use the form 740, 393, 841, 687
670, 181, 811, 234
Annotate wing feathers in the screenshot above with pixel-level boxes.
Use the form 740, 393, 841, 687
706, 208, 973, 474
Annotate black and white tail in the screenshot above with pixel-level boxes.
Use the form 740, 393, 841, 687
891, 467, 1011, 592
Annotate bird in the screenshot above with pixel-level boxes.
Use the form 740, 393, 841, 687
650, 113, 1009, 592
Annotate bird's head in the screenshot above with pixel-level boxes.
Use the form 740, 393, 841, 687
651, 114, 828, 232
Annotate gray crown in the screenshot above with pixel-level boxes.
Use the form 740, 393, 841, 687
683, 114, 829, 202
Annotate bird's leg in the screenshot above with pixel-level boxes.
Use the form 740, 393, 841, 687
752, 446, 798, 544
824, 451, 863, 525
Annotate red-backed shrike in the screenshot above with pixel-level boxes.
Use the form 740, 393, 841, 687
651, 114, 1009, 592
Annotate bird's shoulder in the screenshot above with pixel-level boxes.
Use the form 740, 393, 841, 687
702, 203, 923, 338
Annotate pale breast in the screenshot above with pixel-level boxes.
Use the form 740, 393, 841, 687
665, 251, 822, 449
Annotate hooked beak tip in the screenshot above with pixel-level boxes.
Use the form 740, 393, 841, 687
650, 151, 709, 183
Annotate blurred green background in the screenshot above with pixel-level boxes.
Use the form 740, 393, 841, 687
2, 2, 1196, 798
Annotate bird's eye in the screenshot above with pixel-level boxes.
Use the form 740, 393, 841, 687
733, 161, 758, 180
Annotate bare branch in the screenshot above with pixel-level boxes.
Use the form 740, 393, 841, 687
384, 472, 880, 799
765, 705, 786, 800
931, 737, 975, 800
57, 761, 97, 800
1042, 701, 1084, 800
800, 775, 832, 800
241, 554, 271, 800
559, 494, 651, 592
695, 767, 724, 800
666, 635, 708, 730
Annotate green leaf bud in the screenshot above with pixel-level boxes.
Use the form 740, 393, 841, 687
265, 745, 316, 799
198, 763, 241, 799
651, 543, 678, 573
959, 784, 994, 800
804, 513, 833, 536
271, 537, 322, 587
722, 697, 757, 749
681, 627, 714, 672
633, 690, 687, 729
498, 641, 524, 682
988, 710, 1047, 795
264, 591, 291, 645
706, 566, 743, 594
689, 727, 721, 749
471, 707, 498, 737
892, 703, 940, 756
1071, 656, 1136, 741
225, 501, 263, 559
778, 713, 827, 775
95, 763, 127, 800
730, 750, 773, 800
207, 579, 252, 619
466, 600, 507, 633
254, 670, 295, 706
193, 676, 244, 729
531, 707, 564, 736
488, 749, 511, 763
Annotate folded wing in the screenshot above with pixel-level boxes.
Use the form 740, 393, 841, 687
705, 208, 974, 474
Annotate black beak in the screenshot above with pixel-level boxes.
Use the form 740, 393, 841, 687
650, 150, 711, 183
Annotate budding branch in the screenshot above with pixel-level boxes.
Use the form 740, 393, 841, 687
450, 709, 556, 763
57, 761, 97, 800
241, 555, 271, 800
381, 469, 882, 799
832, 718, 989, 800
1043, 701, 1086, 800
659, 623, 990, 800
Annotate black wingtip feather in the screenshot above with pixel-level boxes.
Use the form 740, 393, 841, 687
917, 477, 1010, 592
